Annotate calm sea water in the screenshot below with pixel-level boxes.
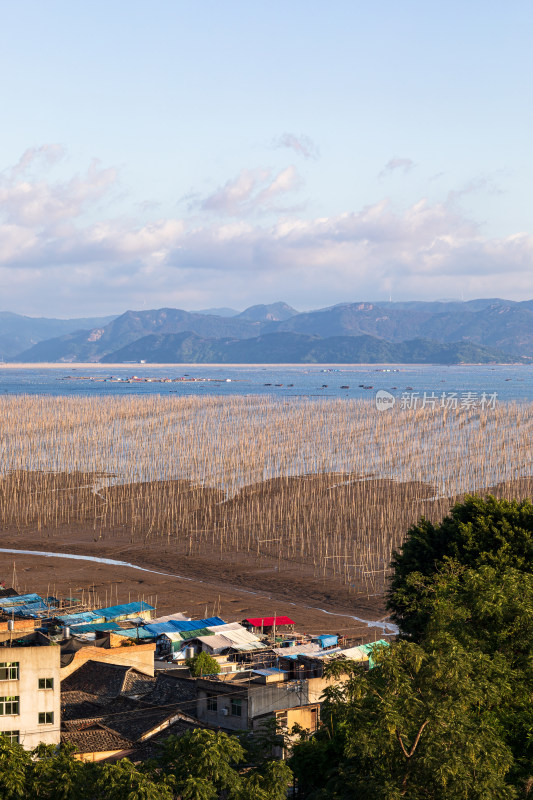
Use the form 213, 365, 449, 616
0, 364, 532, 402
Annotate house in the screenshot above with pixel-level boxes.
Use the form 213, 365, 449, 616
253, 703, 320, 757
0, 631, 61, 749
181, 623, 266, 658
195, 668, 332, 733
241, 616, 295, 635
61, 663, 200, 761
59, 629, 156, 679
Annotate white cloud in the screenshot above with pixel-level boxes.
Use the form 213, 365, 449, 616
200, 166, 303, 216
0, 151, 117, 228
379, 157, 416, 178
272, 133, 320, 160
1, 148, 533, 314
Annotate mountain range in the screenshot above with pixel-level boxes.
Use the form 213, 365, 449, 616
4, 299, 533, 364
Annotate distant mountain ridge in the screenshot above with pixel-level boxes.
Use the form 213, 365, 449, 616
0, 312, 117, 359
10, 298, 533, 363
100, 331, 512, 365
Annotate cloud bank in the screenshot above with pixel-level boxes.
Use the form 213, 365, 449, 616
0, 148, 532, 315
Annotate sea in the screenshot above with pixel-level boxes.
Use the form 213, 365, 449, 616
0, 363, 532, 402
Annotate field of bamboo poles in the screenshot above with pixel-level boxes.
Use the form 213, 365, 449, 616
0, 395, 531, 595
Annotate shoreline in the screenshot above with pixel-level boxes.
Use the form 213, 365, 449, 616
1, 362, 530, 369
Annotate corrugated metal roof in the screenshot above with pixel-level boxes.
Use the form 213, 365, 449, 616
273, 642, 321, 656
205, 622, 242, 633
98, 601, 154, 620
197, 630, 265, 654
243, 616, 295, 627
253, 668, 287, 677
160, 631, 183, 642
149, 612, 190, 624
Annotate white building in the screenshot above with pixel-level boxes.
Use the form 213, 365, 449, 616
0, 634, 61, 749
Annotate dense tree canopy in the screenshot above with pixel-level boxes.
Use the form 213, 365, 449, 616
291, 495, 533, 798
387, 495, 533, 639
0, 728, 291, 800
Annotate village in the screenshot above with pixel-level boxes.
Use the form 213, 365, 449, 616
0, 584, 388, 761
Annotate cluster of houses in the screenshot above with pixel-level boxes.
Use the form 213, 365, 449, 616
0, 587, 388, 761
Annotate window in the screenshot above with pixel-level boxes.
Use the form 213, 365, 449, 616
38, 712, 54, 725
38, 678, 54, 690
0, 697, 19, 716
207, 694, 217, 712
230, 698, 242, 717
0, 663, 19, 681
0, 730, 19, 743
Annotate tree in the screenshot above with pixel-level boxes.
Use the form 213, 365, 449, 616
186, 651, 221, 677
291, 640, 516, 799
388, 495, 533, 639
29, 743, 91, 800
235, 760, 293, 800
160, 729, 245, 798
0, 735, 30, 800
408, 563, 533, 788
94, 758, 172, 800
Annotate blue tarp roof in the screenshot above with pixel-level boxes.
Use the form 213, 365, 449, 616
3, 601, 50, 617
358, 639, 390, 668
113, 627, 157, 640
143, 617, 224, 636
71, 622, 122, 633
0, 593, 42, 607
98, 601, 154, 620
54, 612, 100, 624
315, 634, 338, 648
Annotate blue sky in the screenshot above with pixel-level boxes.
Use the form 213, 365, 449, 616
1, 1, 532, 316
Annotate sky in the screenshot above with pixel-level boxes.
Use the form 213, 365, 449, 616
1, 0, 533, 317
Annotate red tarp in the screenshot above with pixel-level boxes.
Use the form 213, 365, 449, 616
243, 616, 295, 627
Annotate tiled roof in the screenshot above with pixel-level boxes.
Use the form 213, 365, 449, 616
139, 673, 196, 707
121, 671, 156, 697
61, 723, 133, 754
62, 661, 131, 699
65, 704, 182, 742
61, 660, 154, 701
61, 690, 103, 721
132, 718, 203, 762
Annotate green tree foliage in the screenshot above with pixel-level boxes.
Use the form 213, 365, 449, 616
291, 496, 533, 797
0, 735, 30, 800
235, 760, 293, 800
292, 641, 516, 799
186, 651, 221, 676
30, 743, 90, 800
388, 495, 533, 639
0, 728, 291, 800
160, 729, 245, 797
413, 564, 533, 788
94, 758, 173, 800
